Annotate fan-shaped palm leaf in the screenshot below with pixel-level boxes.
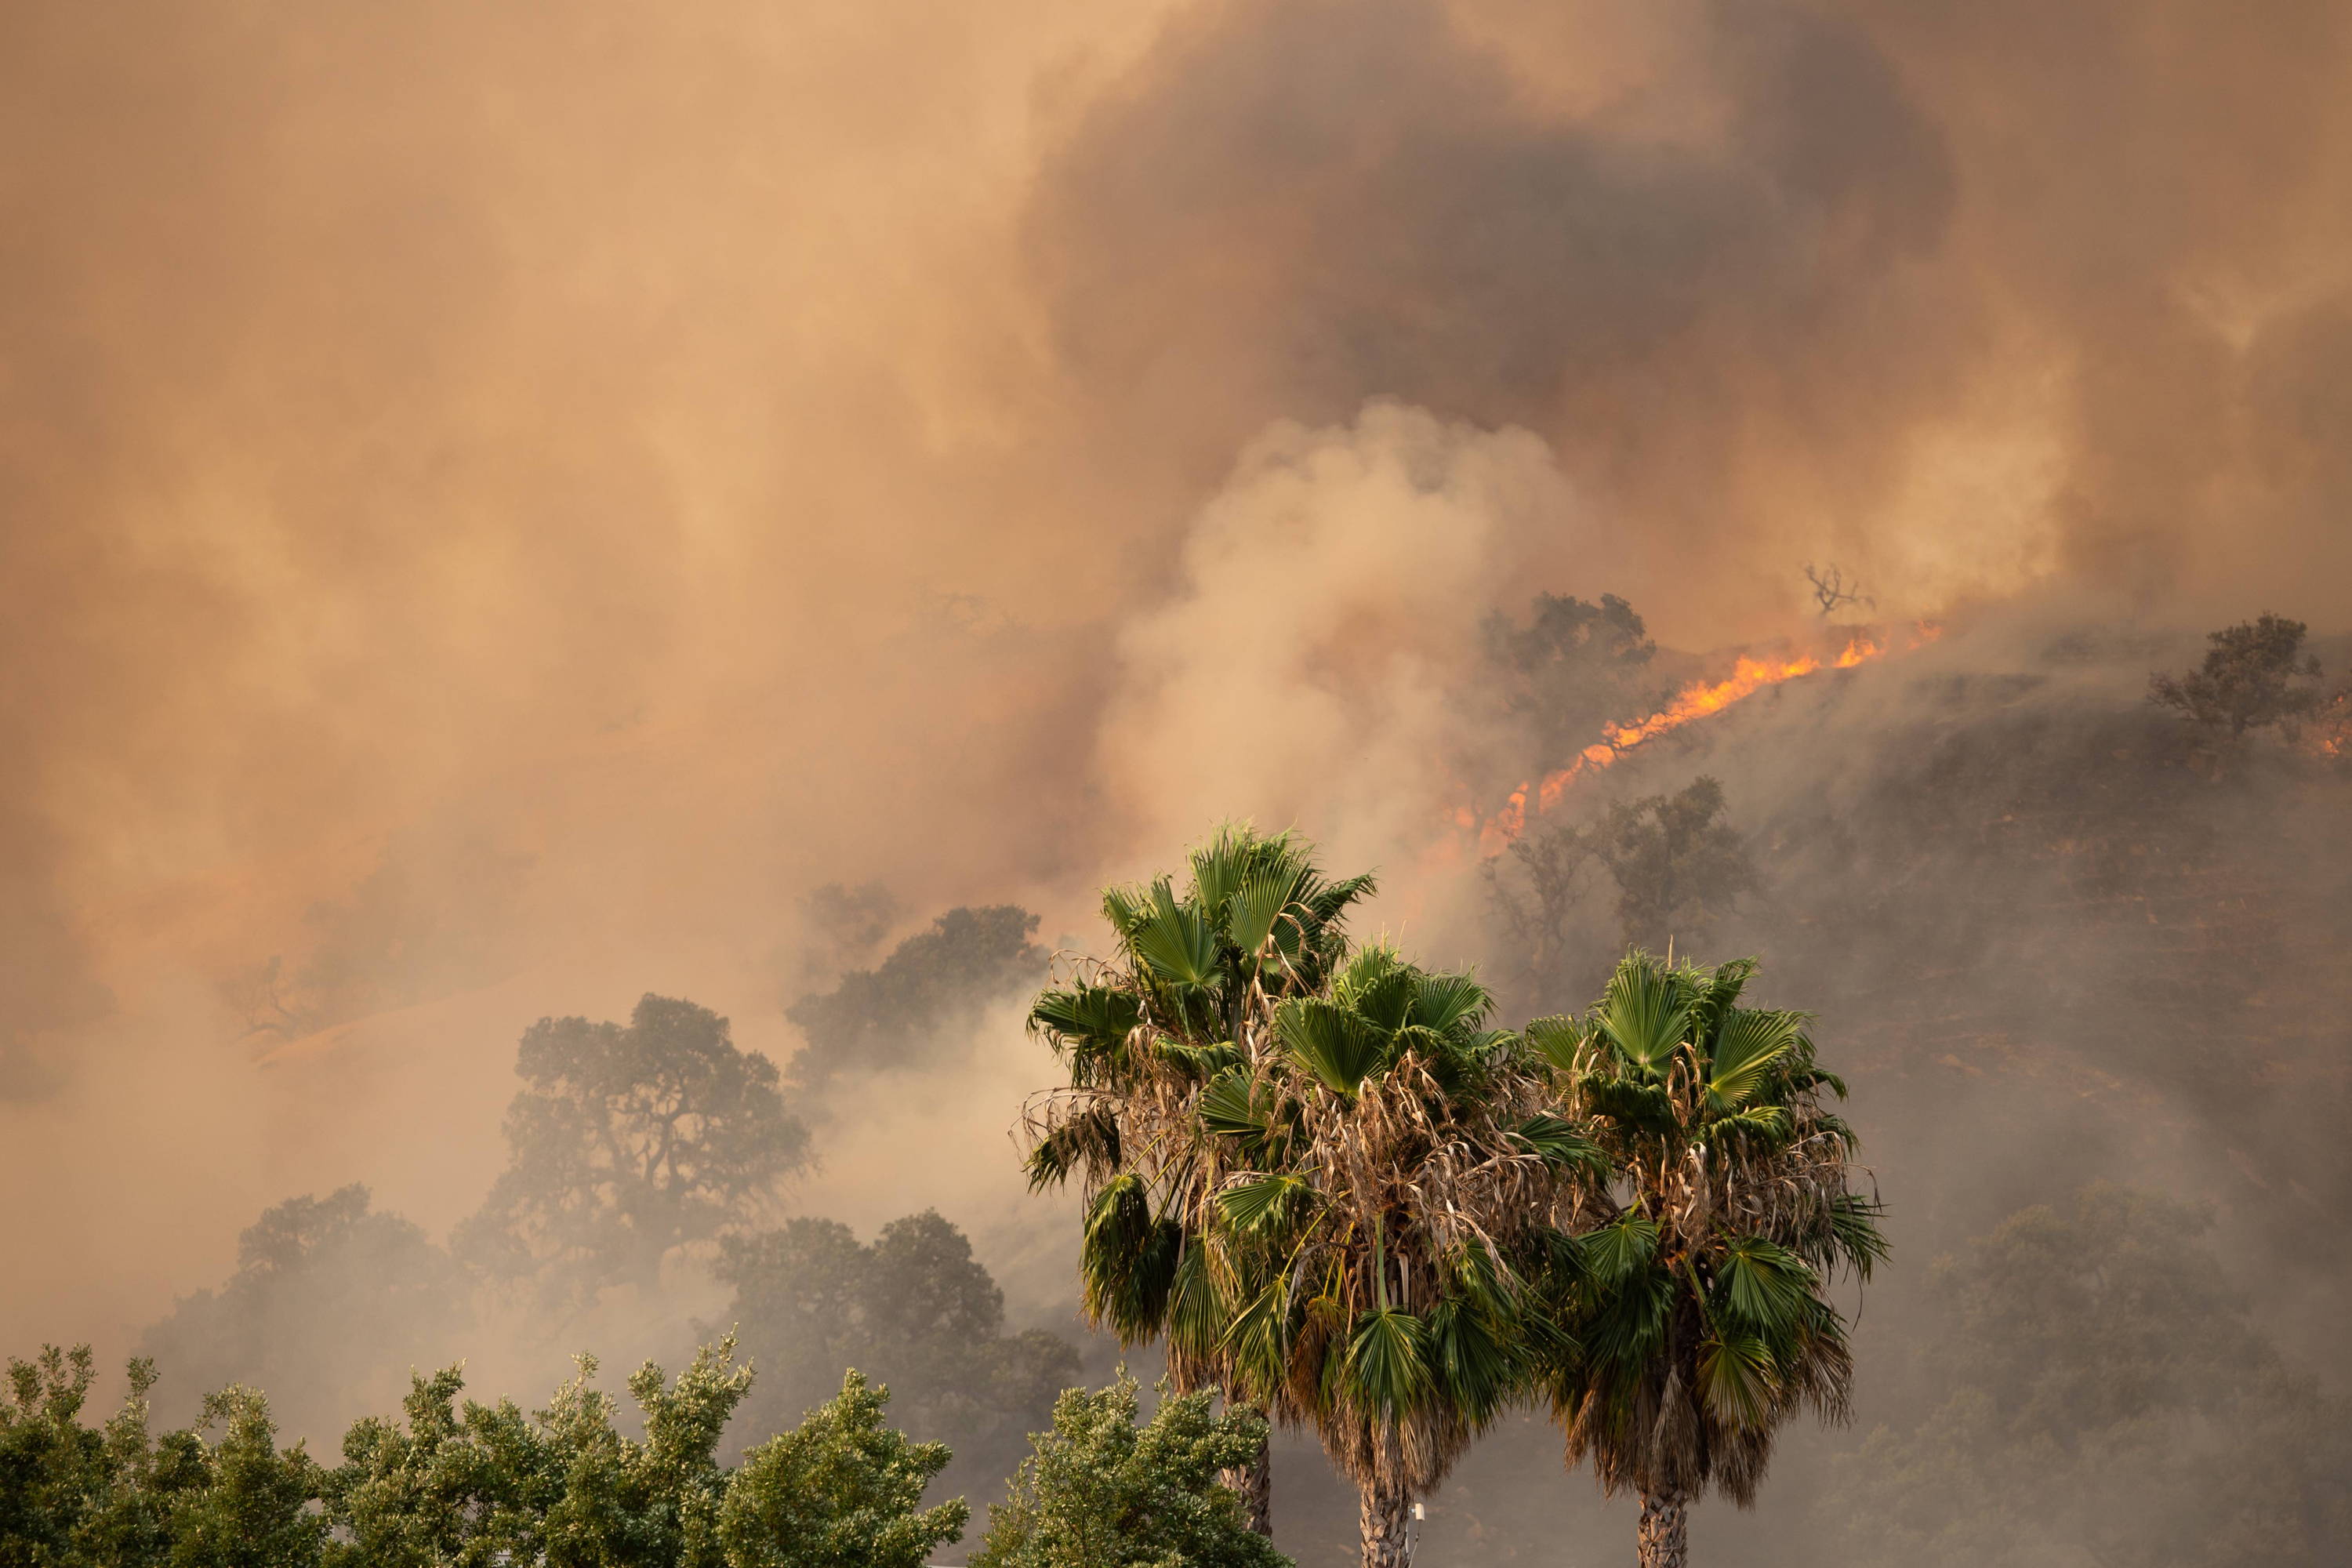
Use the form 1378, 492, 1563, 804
1340, 1306, 1434, 1423
1592, 953, 1695, 1073
1704, 1007, 1806, 1109
1277, 996, 1389, 1096
1218, 1172, 1316, 1235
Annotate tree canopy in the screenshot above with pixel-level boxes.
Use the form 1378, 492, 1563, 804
1599, 776, 1758, 956
456, 994, 809, 1299
139, 1185, 469, 1443
972, 1374, 1292, 1568
1484, 593, 1662, 779
1537, 953, 1882, 1568
2148, 612, 2327, 743
786, 906, 1046, 1097
712, 1211, 1079, 1495
3, 1338, 978, 1568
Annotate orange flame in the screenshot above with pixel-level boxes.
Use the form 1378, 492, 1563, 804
1472, 629, 1934, 854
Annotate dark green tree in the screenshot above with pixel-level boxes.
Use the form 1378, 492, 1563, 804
717, 1371, 968, 1568
3, 1346, 328, 1568
2, 1345, 116, 1564
1599, 777, 1757, 956
1022, 825, 1377, 1536
1485, 593, 1661, 777
140, 1186, 467, 1441
1026, 827, 1602, 1567
786, 907, 1046, 1097
1536, 953, 1884, 1568
159, 1389, 331, 1568
327, 1364, 566, 1567
2148, 612, 2326, 744
971, 1375, 1290, 1568
5, 1338, 974, 1568
711, 1212, 1077, 1492
457, 995, 810, 1300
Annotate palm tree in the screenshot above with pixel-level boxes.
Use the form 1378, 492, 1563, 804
1197, 944, 1602, 1567
1531, 952, 1886, 1568
1022, 825, 1374, 1534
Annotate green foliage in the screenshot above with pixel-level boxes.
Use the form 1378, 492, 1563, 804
1029, 826, 1592, 1560
718, 1371, 967, 1568
456, 995, 809, 1298
712, 1212, 1078, 1494
971, 1376, 1290, 1568
140, 1185, 467, 1441
328, 1367, 563, 1566
1546, 951, 1880, 1510
1599, 775, 1758, 956
165, 1389, 332, 1568
2148, 612, 2328, 742
2, 1348, 328, 1568
786, 906, 1046, 1096
1831, 1185, 2352, 1567
4, 1338, 975, 1568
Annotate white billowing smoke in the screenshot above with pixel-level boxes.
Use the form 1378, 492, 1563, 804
1097, 401, 1578, 899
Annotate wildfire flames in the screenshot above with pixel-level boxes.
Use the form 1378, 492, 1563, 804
1468, 626, 1939, 853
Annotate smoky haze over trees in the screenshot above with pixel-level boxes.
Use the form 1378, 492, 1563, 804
456, 995, 810, 1301
711, 1211, 1080, 1497
137, 1188, 469, 1439
784, 906, 1047, 1100
5, 0, 2352, 1561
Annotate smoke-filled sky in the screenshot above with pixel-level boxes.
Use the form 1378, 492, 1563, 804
5, 0, 2350, 1359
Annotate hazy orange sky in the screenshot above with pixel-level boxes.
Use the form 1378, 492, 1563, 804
4, 0, 2349, 1351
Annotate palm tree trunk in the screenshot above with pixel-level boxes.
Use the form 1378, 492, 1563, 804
1217, 1428, 1272, 1535
1359, 1475, 1412, 1568
1636, 1489, 1689, 1568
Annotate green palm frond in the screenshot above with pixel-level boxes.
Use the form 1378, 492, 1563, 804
1581, 1076, 1679, 1134
1341, 1306, 1433, 1423
1694, 1103, 1792, 1149
1185, 824, 1260, 925
1029, 985, 1144, 1058
1523, 1014, 1582, 1073
1704, 1007, 1807, 1109
1509, 1114, 1609, 1176
1156, 1037, 1244, 1079
1584, 1259, 1676, 1374
1127, 880, 1221, 992
1715, 1236, 1816, 1334
1023, 1102, 1121, 1191
1080, 1174, 1181, 1341
1099, 882, 1152, 940
1222, 1274, 1292, 1396
1690, 955, 1759, 1045
1581, 1213, 1660, 1287
1788, 1062, 1849, 1100
1824, 1192, 1890, 1280
1227, 861, 1303, 960
1696, 1331, 1780, 1429
1277, 996, 1389, 1096
1218, 1172, 1316, 1235
1334, 946, 1417, 1032
1299, 870, 1378, 928
1410, 971, 1490, 1035
1165, 1235, 1229, 1367
1199, 1068, 1272, 1141
1387, 1022, 1447, 1065
1592, 953, 1695, 1073
1427, 1295, 1519, 1423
